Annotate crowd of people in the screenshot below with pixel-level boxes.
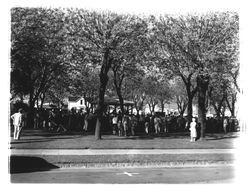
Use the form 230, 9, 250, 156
13, 107, 239, 137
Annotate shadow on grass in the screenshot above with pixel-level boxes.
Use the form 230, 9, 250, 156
206, 135, 238, 140
9, 156, 59, 174
103, 133, 191, 140
103, 132, 238, 141
21, 132, 82, 137
10, 139, 55, 144
103, 136, 187, 140
10, 135, 84, 145
104, 136, 155, 140
14, 128, 89, 138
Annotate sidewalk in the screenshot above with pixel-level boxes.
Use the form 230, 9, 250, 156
11, 148, 236, 155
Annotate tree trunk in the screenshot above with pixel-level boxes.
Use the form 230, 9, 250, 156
113, 68, 125, 115
95, 74, 108, 140
211, 103, 221, 118
95, 50, 111, 140
116, 87, 124, 115
180, 74, 197, 122
152, 104, 156, 114
40, 92, 45, 109
180, 106, 186, 116
197, 75, 209, 139
28, 100, 36, 128
83, 94, 89, 111
148, 103, 153, 115
231, 102, 235, 117
28, 89, 35, 128
226, 94, 236, 117
36, 99, 39, 109
184, 79, 196, 122
187, 94, 194, 122
176, 96, 185, 116
160, 100, 164, 113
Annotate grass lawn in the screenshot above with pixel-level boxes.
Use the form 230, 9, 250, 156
10, 129, 238, 149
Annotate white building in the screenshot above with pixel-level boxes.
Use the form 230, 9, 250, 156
67, 96, 90, 110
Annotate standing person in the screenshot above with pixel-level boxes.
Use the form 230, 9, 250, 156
139, 113, 145, 134
61, 111, 69, 132
223, 118, 228, 134
154, 115, 161, 135
161, 116, 166, 133
55, 110, 67, 133
34, 110, 39, 129
112, 114, 118, 135
70, 108, 77, 132
43, 109, 49, 129
165, 115, 170, 133
48, 110, 56, 131
79, 109, 85, 133
83, 110, 89, 132
130, 115, 138, 136
11, 108, 24, 140
145, 114, 150, 134
189, 118, 197, 142
117, 111, 123, 136
122, 113, 130, 137
117, 119, 123, 136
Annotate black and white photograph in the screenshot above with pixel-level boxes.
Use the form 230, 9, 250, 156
4, 0, 250, 191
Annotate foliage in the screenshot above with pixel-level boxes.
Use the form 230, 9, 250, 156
11, 8, 69, 109
142, 75, 172, 114
171, 77, 188, 115
10, 8, 240, 136
154, 12, 239, 136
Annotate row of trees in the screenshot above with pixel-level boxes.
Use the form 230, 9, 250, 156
11, 8, 239, 140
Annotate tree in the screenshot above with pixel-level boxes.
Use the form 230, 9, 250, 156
225, 66, 239, 117
11, 8, 69, 126
43, 73, 71, 108
207, 73, 230, 118
123, 71, 146, 115
157, 83, 172, 113
154, 12, 239, 138
69, 66, 100, 110
111, 48, 148, 115
154, 16, 198, 122
109, 16, 149, 115
111, 60, 143, 114
66, 10, 148, 139
172, 78, 188, 116
142, 75, 171, 114
226, 88, 237, 117
142, 76, 157, 114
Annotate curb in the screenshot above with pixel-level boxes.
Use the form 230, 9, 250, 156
54, 160, 234, 169
10, 149, 236, 155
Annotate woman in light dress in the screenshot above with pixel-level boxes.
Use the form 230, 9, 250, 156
189, 118, 197, 142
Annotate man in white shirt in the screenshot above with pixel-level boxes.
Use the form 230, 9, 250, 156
11, 108, 23, 140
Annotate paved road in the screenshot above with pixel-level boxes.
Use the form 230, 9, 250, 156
11, 149, 236, 156
11, 166, 235, 183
